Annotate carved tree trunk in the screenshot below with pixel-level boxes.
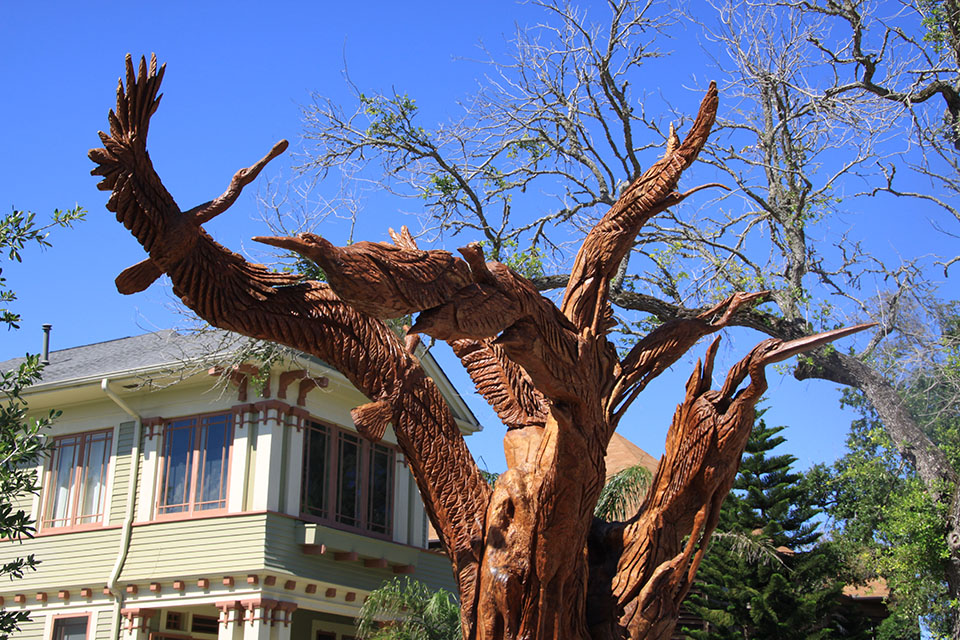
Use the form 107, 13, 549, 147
90, 55, 870, 640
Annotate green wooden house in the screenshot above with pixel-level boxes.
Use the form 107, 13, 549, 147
0, 330, 479, 640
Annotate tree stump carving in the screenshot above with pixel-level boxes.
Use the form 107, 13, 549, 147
90, 55, 871, 640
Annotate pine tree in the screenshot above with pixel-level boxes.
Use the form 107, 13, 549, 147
683, 418, 867, 639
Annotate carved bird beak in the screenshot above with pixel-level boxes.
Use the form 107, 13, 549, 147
758, 322, 877, 366
253, 234, 317, 255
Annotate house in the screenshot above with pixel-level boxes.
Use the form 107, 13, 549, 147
0, 329, 481, 640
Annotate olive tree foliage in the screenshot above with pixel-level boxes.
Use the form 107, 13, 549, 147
294, 0, 959, 632
0, 206, 84, 638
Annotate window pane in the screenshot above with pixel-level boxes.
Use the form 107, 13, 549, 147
46, 436, 79, 527
78, 432, 111, 523
160, 420, 195, 513
336, 433, 360, 527
53, 616, 87, 640
191, 615, 219, 634
195, 414, 229, 510
302, 422, 328, 518
367, 444, 394, 534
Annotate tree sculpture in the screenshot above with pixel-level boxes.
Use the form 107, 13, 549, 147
90, 55, 870, 640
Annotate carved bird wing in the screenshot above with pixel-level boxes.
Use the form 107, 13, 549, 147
91, 56, 492, 611
89, 55, 179, 271
88, 55, 311, 311
450, 339, 548, 429
561, 83, 719, 331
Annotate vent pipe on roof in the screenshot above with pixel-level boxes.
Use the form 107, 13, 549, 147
41, 324, 52, 365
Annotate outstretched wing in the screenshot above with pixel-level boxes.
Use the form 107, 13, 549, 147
89, 54, 180, 255
91, 56, 492, 619
450, 338, 548, 429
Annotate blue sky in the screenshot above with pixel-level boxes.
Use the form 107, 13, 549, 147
2, 1, 956, 474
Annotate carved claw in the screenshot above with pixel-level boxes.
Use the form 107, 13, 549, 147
402, 326, 422, 354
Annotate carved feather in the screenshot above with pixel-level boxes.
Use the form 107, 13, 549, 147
89, 54, 181, 260
561, 83, 719, 331
450, 339, 548, 429
115, 257, 163, 294
91, 58, 492, 610
388, 226, 418, 250
351, 399, 393, 442
255, 233, 473, 319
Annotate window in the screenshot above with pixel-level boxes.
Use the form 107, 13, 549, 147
158, 412, 231, 516
301, 420, 394, 537
43, 430, 112, 529
165, 612, 183, 631
52, 616, 88, 640
190, 615, 219, 635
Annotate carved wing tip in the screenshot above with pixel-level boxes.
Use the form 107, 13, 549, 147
389, 225, 418, 250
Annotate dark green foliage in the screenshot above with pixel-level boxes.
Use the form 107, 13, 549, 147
684, 419, 868, 639
0, 355, 53, 638
1, 207, 84, 329
356, 578, 460, 640
824, 386, 955, 639
0, 206, 82, 639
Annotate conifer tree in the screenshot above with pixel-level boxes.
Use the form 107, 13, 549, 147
683, 418, 866, 639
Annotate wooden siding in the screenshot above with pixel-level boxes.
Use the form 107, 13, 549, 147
109, 422, 135, 525
118, 514, 268, 581
271, 516, 457, 594
12, 614, 45, 640
0, 528, 121, 593
412, 551, 458, 593
95, 609, 113, 640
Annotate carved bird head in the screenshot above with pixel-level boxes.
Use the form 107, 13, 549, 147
719, 322, 877, 403
254, 232, 337, 268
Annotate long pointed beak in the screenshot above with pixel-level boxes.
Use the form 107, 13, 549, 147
700, 289, 772, 322
253, 235, 313, 254
760, 322, 877, 366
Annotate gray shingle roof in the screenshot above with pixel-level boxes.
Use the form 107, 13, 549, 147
2, 329, 481, 428
0, 330, 235, 385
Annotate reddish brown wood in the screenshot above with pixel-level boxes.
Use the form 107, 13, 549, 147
91, 54, 872, 640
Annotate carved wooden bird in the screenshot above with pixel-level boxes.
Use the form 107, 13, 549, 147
663, 322, 876, 502
253, 232, 473, 319
89, 54, 297, 308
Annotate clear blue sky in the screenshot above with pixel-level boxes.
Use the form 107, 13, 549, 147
2, 1, 955, 474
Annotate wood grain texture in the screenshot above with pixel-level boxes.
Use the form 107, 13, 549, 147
92, 56, 868, 640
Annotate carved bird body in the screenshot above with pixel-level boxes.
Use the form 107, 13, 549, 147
254, 232, 473, 319
661, 322, 877, 504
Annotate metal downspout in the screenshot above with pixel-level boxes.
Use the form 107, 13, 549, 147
101, 378, 142, 640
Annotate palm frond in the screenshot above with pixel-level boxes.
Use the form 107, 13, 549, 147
594, 463, 652, 521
